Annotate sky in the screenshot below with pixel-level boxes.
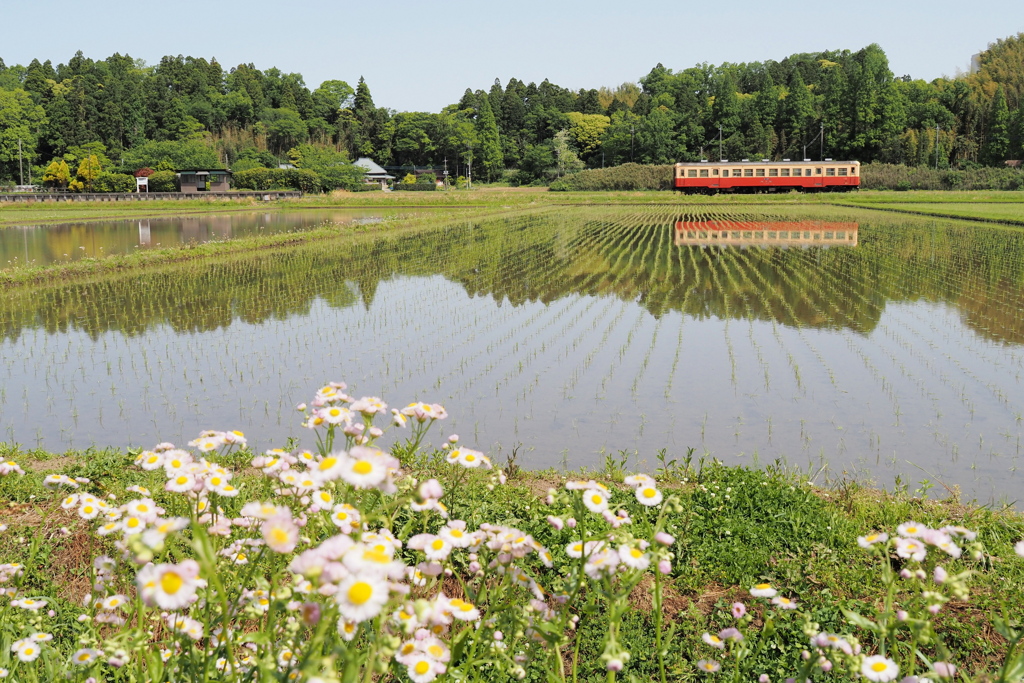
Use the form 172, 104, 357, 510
2, 1, 1022, 112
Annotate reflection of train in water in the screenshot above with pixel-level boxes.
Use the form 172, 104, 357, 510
675, 221, 858, 247
673, 160, 860, 193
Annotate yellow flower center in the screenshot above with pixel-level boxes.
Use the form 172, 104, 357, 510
631, 548, 643, 558
451, 529, 463, 537
415, 661, 431, 675
465, 454, 476, 462
755, 583, 771, 589
348, 581, 373, 605
270, 528, 290, 546
428, 644, 444, 658
591, 494, 602, 504
353, 460, 373, 475
160, 571, 184, 595
871, 662, 888, 672
431, 539, 445, 550
319, 457, 337, 471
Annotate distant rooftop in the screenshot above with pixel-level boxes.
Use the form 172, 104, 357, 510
354, 157, 394, 178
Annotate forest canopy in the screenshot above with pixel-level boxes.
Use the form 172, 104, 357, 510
2, 35, 1024, 186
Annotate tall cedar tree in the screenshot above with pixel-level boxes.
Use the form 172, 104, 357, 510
477, 97, 504, 182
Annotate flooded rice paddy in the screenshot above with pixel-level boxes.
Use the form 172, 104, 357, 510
1, 206, 1023, 503
0, 209, 419, 267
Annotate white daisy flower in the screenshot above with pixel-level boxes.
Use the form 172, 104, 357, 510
696, 659, 720, 673
406, 657, 439, 683
330, 504, 361, 533
12, 638, 42, 662
335, 574, 390, 622
702, 632, 725, 649
635, 486, 663, 506
60, 494, 81, 510
136, 451, 164, 470
447, 598, 481, 621
895, 537, 927, 562
101, 594, 128, 610
861, 655, 899, 682
750, 583, 777, 598
71, 648, 102, 665
165, 473, 197, 494
857, 532, 889, 549
897, 521, 926, 538
771, 596, 798, 609
582, 489, 610, 513
617, 544, 651, 571
337, 618, 359, 641
438, 521, 471, 548
624, 474, 656, 488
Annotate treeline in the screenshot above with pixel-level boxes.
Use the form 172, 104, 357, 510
2, 35, 1024, 188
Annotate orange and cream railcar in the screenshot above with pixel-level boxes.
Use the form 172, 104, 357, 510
673, 160, 860, 193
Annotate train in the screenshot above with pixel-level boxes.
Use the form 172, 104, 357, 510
674, 221, 858, 247
673, 160, 860, 194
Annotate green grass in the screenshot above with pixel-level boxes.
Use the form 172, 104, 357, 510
842, 202, 1024, 224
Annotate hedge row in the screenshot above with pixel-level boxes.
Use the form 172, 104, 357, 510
548, 163, 675, 191
859, 163, 1024, 191
392, 183, 437, 192
232, 166, 366, 193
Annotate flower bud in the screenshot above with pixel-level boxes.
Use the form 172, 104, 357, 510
658, 559, 672, 575
606, 659, 624, 672
654, 531, 675, 546
897, 610, 909, 621
566, 518, 577, 529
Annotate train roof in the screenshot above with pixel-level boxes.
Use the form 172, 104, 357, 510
674, 160, 859, 165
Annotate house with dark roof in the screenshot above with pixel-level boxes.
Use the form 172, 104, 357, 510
353, 158, 395, 190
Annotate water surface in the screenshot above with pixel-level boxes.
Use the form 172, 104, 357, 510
1, 206, 1022, 503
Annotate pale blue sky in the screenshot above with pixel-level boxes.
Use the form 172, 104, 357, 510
2, 1, 1021, 112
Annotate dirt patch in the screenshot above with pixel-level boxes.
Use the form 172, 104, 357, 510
24, 456, 80, 473
627, 577, 747, 624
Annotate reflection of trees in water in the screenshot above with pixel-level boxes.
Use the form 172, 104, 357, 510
2, 210, 1023, 346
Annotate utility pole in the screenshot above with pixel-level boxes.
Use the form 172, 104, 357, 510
718, 126, 723, 161
819, 122, 824, 161
18, 139, 24, 186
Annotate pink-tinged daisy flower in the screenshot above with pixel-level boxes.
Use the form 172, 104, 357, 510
320, 405, 353, 426
60, 494, 81, 510
750, 583, 777, 598
406, 657, 439, 683
894, 537, 927, 562
44, 474, 79, 488
339, 447, 389, 489
351, 396, 388, 417
940, 525, 977, 541
337, 618, 359, 641
101, 594, 128, 610
857, 532, 889, 549
0, 460, 26, 475
313, 453, 346, 482
696, 659, 721, 673
438, 521, 471, 548
137, 560, 201, 610
635, 485, 663, 506
124, 499, 160, 522
262, 514, 300, 553
731, 602, 747, 619
860, 655, 899, 682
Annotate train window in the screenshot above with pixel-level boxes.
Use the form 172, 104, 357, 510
712, 169, 719, 176
755, 168, 765, 177
743, 231, 752, 239
734, 169, 742, 176
781, 169, 790, 177
825, 232, 834, 239
687, 169, 697, 177
722, 170, 729, 177
851, 167, 857, 175
826, 168, 836, 176
768, 232, 776, 239
805, 169, 812, 176
836, 231, 845, 240
838, 168, 847, 176
768, 169, 778, 177
815, 168, 822, 175
699, 169, 709, 177
754, 232, 763, 239
743, 169, 753, 177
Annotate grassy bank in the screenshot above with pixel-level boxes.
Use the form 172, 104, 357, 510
0, 434, 1022, 682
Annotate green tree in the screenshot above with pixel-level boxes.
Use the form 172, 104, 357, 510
552, 130, 584, 177
983, 85, 1011, 165
121, 139, 220, 170
476, 97, 504, 181
43, 159, 71, 189
76, 153, 102, 190
565, 112, 610, 157
0, 88, 46, 182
